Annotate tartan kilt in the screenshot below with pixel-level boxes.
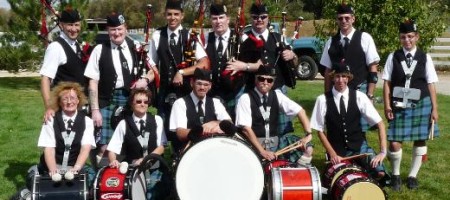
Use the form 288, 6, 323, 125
277, 133, 313, 163
99, 89, 128, 145
223, 86, 246, 120
388, 96, 439, 141
357, 82, 371, 132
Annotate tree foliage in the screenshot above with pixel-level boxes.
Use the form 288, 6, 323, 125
315, 0, 449, 66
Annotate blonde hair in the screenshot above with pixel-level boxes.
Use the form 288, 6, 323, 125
49, 82, 88, 112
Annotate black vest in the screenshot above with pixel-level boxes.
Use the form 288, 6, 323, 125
120, 114, 157, 163
53, 37, 88, 89
249, 90, 279, 137
329, 31, 368, 89
40, 111, 86, 171
390, 49, 430, 104
184, 96, 217, 128
98, 38, 136, 108
325, 90, 365, 156
156, 27, 191, 97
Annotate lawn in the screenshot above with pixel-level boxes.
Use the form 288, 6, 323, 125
0, 77, 448, 200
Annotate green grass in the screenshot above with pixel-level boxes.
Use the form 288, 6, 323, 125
0, 77, 448, 199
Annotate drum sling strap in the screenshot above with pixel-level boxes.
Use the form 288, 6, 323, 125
393, 56, 421, 108
259, 96, 274, 150
61, 119, 75, 173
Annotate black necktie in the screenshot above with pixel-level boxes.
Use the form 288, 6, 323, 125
259, 35, 265, 43
217, 36, 224, 58
406, 53, 413, 67
170, 33, 176, 47
262, 94, 268, 110
76, 44, 82, 59
343, 37, 349, 51
340, 95, 346, 117
118, 46, 129, 71
139, 119, 145, 136
198, 100, 204, 117
67, 119, 73, 133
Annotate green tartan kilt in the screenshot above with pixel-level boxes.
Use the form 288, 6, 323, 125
388, 96, 439, 141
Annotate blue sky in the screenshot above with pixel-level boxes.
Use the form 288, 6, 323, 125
0, 0, 10, 9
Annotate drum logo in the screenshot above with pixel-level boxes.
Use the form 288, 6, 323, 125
106, 177, 121, 187
101, 193, 123, 200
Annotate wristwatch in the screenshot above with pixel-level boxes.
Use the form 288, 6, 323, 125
178, 69, 185, 76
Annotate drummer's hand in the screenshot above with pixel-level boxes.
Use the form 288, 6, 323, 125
133, 158, 144, 166
69, 165, 82, 174
371, 153, 386, 168
261, 150, 276, 161
109, 160, 120, 168
330, 154, 343, 165
91, 109, 103, 127
202, 121, 220, 135
43, 108, 55, 124
48, 168, 58, 177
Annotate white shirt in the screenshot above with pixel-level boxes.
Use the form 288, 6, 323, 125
40, 32, 79, 79
204, 28, 231, 55
84, 40, 135, 88
107, 113, 167, 155
310, 87, 382, 132
320, 28, 380, 69
169, 93, 231, 131
235, 89, 303, 128
241, 28, 269, 43
149, 25, 207, 66
37, 111, 96, 148
382, 47, 439, 83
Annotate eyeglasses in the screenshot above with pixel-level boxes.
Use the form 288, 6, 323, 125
400, 34, 416, 41
257, 76, 274, 83
61, 96, 78, 103
135, 100, 149, 104
337, 16, 351, 21
251, 15, 268, 20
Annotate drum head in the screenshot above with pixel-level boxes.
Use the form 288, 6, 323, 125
130, 169, 146, 200
176, 137, 264, 200
341, 181, 386, 200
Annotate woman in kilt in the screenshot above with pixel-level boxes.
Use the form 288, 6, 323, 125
382, 19, 440, 191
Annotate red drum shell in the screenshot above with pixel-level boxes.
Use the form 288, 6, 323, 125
330, 171, 386, 200
269, 167, 322, 200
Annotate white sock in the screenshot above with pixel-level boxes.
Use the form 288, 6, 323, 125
388, 149, 402, 176
297, 155, 312, 166
409, 146, 427, 177
96, 155, 102, 165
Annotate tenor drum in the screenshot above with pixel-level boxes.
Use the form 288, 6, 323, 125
330, 171, 386, 200
269, 166, 322, 200
93, 166, 146, 200
31, 173, 88, 200
176, 137, 264, 200
264, 159, 294, 175
322, 161, 363, 189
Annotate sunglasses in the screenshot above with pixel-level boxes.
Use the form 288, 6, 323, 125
257, 76, 274, 83
251, 15, 268, 20
337, 16, 351, 21
135, 100, 149, 104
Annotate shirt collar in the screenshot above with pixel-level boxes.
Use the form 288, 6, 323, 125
332, 87, 349, 100
402, 47, 417, 57
253, 87, 268, 99
340, 27, 356, 40
215, 29, 231, 41
190, 92, 205, 105
62, 111, 78, 122
251, 29, 269, 41
60, 32, 78, 46
133, 113, 147, 123
111, 42, 127, 50
168, 25, 183, 38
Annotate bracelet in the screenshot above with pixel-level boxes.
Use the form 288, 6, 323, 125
379, 150, 387, 155
305, 131, 312, 137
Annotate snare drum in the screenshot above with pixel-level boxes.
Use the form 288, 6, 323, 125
31, 173, 88, 200
330, 171, 386, 200
176, 136, 264, 200
268, 166, 322, 200
322, 161, 363, 189
264, 159, 293, 175
93, 166, 146, 200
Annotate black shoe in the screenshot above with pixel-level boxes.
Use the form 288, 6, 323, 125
391, 175, 402, 191
407, 176, 419, 189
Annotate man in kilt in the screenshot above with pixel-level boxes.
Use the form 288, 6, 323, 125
84, 13, 154, 165
382, 19, 440, 191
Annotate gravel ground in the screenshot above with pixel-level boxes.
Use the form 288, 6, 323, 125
1, 70, 450, 95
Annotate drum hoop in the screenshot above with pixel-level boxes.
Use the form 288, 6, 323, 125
330, 165, 363, 188
93, 166, 107, 199
339, 175, 386, 200
270, 167, 322, 200
308, 167, 323, 200
31, 173, 88, 200
330, 171, 371, 199
127, 167, 147, 199
176, 137, 264, 200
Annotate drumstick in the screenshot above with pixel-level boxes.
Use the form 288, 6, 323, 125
429, 119, 435, 140
275, 142, 304, 156
277, 141, 301, 154
324, 153, 372, 164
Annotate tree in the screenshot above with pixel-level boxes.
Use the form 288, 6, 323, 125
314, 0, 449, 66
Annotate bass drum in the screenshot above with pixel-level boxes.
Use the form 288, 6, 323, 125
93, 166, 146, 200
322, 161, 363, 189
31, 173, 88, 200
268, 166, 322, 200
176, 136, 264, 200
330, 171, 386, 200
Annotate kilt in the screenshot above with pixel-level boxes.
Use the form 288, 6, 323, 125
388, 96, 439, 141
223, 86, 246, 121
345, 140, 386, 177
277, 86, 294, 135
357, 82, 371, 132
277, 133, 314, 163
99, 89, 128, 145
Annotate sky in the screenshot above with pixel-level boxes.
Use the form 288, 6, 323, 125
0, 0, 10, 9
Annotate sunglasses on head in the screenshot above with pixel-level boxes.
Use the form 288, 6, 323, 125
257, 76, 274, 83
135, 100, 149, 104
337, 16, 351, 21
251, 15, 268, 20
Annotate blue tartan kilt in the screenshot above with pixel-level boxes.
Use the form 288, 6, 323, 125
277, 133, 313, 163
357, 82, 371, 132
388, 96, 439, 141
99, 89, 128, 145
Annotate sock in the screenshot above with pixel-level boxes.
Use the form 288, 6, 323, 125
96, 155, 102, 165
297, 155, 312, 166
388, 149, 402, 176
409, 146, 427, 177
